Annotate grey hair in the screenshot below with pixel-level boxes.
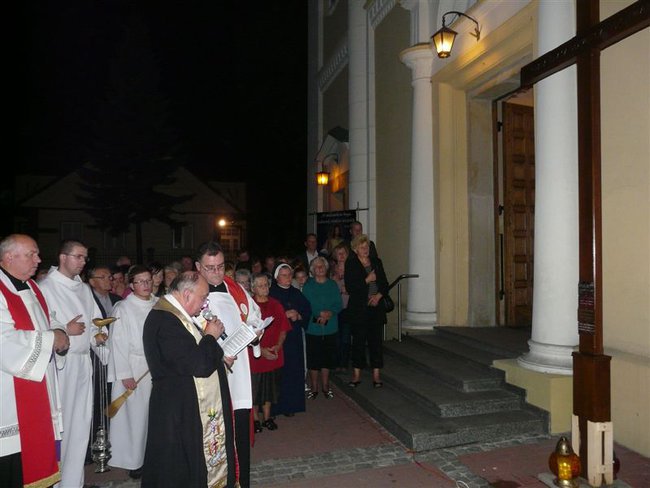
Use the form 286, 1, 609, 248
0, 234, 21, 258
169, 270, 202, 294
309, 256, 329, 275
251, 272, 270, 289
235, 268, 251, 280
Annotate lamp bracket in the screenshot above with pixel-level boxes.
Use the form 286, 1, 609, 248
441, 10, 481, 41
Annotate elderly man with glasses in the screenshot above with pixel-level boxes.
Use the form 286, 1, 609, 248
85, 265, 123, 464
39, 239, 107, 488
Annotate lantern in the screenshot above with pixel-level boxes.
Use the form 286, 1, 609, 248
548, 436, 581, 487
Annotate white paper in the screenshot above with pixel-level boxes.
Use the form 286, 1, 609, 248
220, 323, 258, 357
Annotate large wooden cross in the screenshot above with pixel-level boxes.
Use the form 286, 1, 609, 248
519, 0, 649, 483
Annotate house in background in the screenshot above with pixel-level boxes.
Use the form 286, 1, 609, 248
308, 0, 648, 456
15, 166, 246, 265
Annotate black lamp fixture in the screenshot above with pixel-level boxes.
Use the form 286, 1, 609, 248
431, 11, 481, 58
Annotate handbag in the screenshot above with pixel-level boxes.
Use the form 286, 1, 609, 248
382, 294, 395, 313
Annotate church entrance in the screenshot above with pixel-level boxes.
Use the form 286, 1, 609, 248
498, 100, 535, 327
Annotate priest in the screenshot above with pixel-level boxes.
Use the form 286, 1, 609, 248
142, 271, 236, 488
0, 234, 68, 488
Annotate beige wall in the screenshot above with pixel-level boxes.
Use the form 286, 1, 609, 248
467, 98, 497, 325
374, 5, 411, 333
600, 0, 650, 456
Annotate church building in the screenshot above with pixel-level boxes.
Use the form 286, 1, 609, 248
308, 0, 648, 457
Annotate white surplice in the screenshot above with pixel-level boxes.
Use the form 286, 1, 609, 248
0, 272, 63, 457
39, 267, 104, 488
107, 292, 157, 470
208, 282, 262, 410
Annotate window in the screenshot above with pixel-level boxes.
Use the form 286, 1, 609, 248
172, 224, 194, 249
219, 226, 240, 254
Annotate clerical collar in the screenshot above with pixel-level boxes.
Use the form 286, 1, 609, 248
0, 266, 30, 291
209, 282, 227, 293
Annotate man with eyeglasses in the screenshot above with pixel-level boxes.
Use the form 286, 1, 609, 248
39, 239, 107, 488
85, 265, 123, 464
196, 241, 265, 488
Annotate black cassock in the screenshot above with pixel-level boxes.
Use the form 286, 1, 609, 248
141, 308, 236, 488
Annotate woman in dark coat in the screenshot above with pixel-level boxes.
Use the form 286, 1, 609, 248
344, 234, 389, 388
269, 263, 312, 416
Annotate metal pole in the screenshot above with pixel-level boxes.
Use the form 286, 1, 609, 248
397, 282, 402, 342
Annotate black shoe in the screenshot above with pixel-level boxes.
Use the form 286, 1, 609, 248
373, 381, 384, 389
262, 418, 278, 431
347, 381, 361, 388
129, 467, 143, 479
254, 420, 263, 433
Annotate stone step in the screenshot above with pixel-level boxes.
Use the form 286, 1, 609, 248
433, 326, 530, 359
406, 334, 504, 367
331, 372, 547, 452
381, 354, 522, 417
383, 337, 503, 392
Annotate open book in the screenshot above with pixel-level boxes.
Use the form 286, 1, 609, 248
220, 316, 274, 357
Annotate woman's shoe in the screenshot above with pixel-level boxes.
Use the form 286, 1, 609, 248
373, 381, 384, 389
254, 420, 263, 433
307, 391, 319, 399
324, 389, 334, 399
263, 418, 278, 431
347, 381, 361, 388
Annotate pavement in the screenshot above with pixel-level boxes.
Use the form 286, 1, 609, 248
85, 383, 649, 487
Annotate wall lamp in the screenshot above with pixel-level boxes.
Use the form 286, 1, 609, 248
315, 153, 339, 186
431, 11, 481, 58
316, 168, 330, 186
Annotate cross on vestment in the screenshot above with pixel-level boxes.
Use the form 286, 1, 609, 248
519, 0, 650, 484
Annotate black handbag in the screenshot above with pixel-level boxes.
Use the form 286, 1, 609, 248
382, 294, 395, 313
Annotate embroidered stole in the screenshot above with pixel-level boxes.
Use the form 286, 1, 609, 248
153, 297, 230, 487
0, 279, 60, 488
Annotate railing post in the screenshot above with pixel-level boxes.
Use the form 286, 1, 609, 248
386, 274, 419, 342
397, 282, 402, 342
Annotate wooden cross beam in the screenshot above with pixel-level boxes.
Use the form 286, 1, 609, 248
519, 0, 649, 482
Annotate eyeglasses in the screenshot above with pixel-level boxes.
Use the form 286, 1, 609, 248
91, 275, 113, 281
200, 263, 225, 273
132, 279, 153, 286
65, 254, 88, 262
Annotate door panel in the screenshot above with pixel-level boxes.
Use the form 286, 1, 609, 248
503, 103, 535, 326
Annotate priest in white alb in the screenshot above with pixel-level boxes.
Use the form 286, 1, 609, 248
0, 234, 68, 488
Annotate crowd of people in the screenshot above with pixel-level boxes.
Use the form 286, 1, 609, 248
0, 221, 392, 488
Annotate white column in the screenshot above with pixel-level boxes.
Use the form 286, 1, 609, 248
400, 44, 437, 328
347, 1, 369, 228
518, 0, 579, 374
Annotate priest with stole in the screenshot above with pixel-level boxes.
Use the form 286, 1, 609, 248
142, 271, 237, 488
0, 234, 68, 488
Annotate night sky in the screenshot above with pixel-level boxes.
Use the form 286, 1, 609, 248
8, 1, 308, 255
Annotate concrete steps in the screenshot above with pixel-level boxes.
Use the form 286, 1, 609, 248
331, 328, 547, 452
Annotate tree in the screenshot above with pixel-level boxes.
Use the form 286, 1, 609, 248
77, 9, 190, 262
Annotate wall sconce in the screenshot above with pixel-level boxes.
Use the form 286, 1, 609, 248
431, 11, 481, 58
315, 153, 339, 186
548, 436, 581, 488
316, 169, 330, 186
